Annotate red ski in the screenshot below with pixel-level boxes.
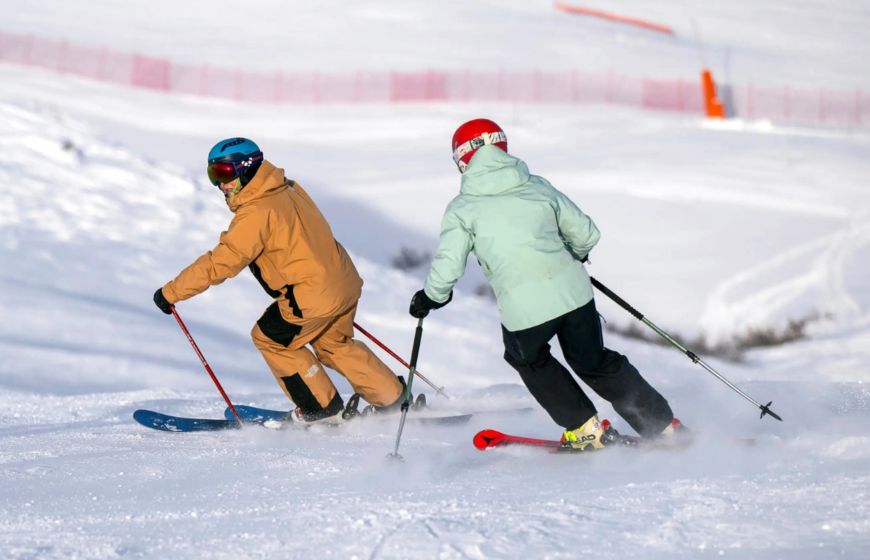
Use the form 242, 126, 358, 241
473, 429, 562, 450
473, 425, 754, 452
474, 419, 640, 451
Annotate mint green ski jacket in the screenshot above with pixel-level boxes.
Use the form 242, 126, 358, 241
423, 145, 600, 332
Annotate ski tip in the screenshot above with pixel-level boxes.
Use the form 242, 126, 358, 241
473, 429, 505, 450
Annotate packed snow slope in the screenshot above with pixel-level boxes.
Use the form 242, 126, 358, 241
2, 67, 870, 559
2, 0, 869, 88
2, 0, 870, 557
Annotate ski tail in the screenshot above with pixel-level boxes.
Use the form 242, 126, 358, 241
468, 407, 535, 417
413, 413, 472, 427
224, 405, 288, 423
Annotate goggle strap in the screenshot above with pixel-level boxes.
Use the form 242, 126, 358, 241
452, 131, 507, 165
232, 153, 263, 170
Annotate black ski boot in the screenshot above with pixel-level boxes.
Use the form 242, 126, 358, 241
361, 376, 428, 416
342, 393, 363, 421
284, 394, 345, 427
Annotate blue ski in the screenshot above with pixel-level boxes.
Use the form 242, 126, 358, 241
229, 404, 288, 423
133, 409, 241, 432
225, 405, 472, 427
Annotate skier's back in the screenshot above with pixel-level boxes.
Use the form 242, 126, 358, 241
426, 141, 600, 333
411, 119, 679, 449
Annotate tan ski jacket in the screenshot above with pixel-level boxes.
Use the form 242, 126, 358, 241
163, 161, 362, 321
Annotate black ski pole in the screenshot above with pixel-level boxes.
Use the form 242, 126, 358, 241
590, 277, 782, 422
387, 317, 425, 461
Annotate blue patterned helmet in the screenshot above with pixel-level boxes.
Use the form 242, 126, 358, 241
206, 138, 263, 193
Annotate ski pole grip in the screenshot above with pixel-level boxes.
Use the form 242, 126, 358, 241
408, 319, 424, 369
590, 277, 644, 321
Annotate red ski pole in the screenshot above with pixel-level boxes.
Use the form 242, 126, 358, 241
171, 306, 243, 424
353, 322, 449, 399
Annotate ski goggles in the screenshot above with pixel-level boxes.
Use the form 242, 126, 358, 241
207, 152, 263, 186
452, 131, 507, 171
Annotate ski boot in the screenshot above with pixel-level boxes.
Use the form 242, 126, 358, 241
557, 415, 621, 452
360, 376, 428, 417
361, 393, 427, 417
660, 418, 689, 437
275, 395, 345, 429
342, 393, 364, 421
655, 417, 692, 447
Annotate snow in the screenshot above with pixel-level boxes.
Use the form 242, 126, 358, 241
2, 389, 869, 558
1, 1, 870, 558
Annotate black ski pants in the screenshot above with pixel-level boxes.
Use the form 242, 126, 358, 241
502, 298, 673, 438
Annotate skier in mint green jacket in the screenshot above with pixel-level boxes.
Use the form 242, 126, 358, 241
409, 119, 680, 451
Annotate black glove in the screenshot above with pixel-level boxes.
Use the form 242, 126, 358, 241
409, 290, 452, 319
153, 288, 173, 315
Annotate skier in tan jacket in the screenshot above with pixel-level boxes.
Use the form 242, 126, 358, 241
153, 138, 404, 422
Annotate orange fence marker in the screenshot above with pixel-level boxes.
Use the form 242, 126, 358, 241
554, 3, 674, 35
3, 29, 868, 125
701, 68, 725, 118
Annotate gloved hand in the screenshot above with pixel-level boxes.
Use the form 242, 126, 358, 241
153, 288, 173, 315
580, 253, 590, 264
409, 289, 452, 319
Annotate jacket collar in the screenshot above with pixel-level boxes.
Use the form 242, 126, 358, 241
459, 145, 531, 196
227, 160, 287, 212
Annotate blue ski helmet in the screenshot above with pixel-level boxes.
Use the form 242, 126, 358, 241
207, 137, 263, 193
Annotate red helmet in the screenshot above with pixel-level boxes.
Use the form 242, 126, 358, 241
452, 119, 508, 173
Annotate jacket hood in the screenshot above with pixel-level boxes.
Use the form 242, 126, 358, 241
227, 160, 287, 212
460, 145, 531, 196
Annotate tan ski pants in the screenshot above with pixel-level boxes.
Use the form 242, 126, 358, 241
251, 301, 403, 415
